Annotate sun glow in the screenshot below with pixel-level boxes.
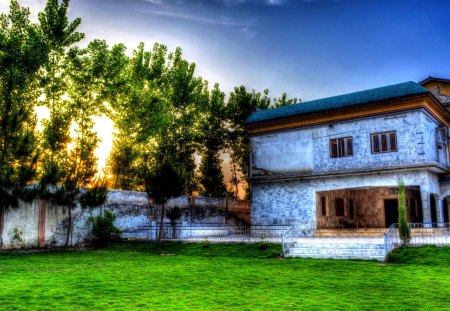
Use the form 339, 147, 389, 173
35, 105, 115, 177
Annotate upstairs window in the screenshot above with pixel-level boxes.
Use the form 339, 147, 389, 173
330, 137, 353, 158
371, 131, 397, 153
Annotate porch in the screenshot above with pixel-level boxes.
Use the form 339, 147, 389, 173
316, 186, 425, 230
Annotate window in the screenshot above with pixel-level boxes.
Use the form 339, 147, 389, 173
321, 197, 327, 216
335, 198, 345, 216
349, 199, 355, 219
371, 131, 397, 153
330, 137, 353, 158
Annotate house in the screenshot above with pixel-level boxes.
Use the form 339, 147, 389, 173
245, 77, 450, 235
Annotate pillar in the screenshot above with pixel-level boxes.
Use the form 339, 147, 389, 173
420, 189, 432, 227
447, 199, 450, 224
434, 195, 444, 227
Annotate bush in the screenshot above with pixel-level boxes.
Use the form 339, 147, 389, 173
89, 210, 121, 246
397, 176, 411, 246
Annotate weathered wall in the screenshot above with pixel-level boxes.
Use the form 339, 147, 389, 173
251, 169, 441, 232
252, 130, 314, 173
0, 191, 249, 250
250, 110, 447, 178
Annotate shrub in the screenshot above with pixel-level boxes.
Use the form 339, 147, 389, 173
397, 176, 411, 246
166, 206, 182, 239
89, 210, 121, 246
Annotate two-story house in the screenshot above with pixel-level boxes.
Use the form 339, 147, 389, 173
245, 78, 450, 235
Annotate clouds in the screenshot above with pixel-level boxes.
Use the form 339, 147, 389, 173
141, 8, 246, 27
264, 0, 286, 5
0, 0, 46, 21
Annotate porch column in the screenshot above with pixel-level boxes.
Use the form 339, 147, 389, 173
420, 190, 432, 227
447, 199, 450, 224
434, 195, 445, 227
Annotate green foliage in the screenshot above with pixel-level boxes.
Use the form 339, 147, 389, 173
12, 227, 23, 244
145, 159, 185, 207
89, 210, 121, 246
145, 158, 185, 243
0, 0, 49, 248
198, 84, 229, 197
397, 176, 411, 246
79, 179, 108, 208
166, 206, 182, 225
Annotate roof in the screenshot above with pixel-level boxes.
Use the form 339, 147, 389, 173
419, 76, 450, 85
245, 81, 430, 125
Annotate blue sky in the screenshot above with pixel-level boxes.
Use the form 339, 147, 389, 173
3, 0, 450, 101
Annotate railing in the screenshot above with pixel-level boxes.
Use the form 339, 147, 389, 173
281, 223, 313, 256
281, 225, 297, 255
384, 223, 450, 255
122, 224, 292, 243
384, 223, 399, 254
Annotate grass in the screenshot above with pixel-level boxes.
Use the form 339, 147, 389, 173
0, 242, 449, 310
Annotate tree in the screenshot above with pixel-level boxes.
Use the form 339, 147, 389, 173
107, 42, 170, 191
226, 87, 299, 199
145, 158, 185, 245
166, 206, 182, 239
108, 43, 205, 196
54, 40, 125, 247
273, 92, 299, 108
38, 0, 84, 197
198, 84, 228, 197
397, 176, 411, 247
226, 86, 270, 199
0, 0, 48, 248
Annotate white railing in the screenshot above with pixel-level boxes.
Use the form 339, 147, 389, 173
281, 223, 313, 256
384, 222, 450, 255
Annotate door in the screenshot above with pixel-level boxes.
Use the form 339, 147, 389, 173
444, 199, 449, 223
430, 195, 437, 224
384, 199, 398, 227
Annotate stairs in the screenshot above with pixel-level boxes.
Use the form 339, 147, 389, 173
284, 237, 386, 261
315, 228, 386, 237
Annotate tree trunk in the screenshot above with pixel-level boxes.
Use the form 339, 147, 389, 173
156, 203, 165, 246
171, 223, 176, 239
0, 206, 4, 250
64, 204, 72, 249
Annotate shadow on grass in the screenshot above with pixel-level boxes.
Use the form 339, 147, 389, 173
103, 240, 283, 259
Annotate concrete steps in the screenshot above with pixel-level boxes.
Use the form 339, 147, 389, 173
316, 228, 386, 237
284, 238, 386, 261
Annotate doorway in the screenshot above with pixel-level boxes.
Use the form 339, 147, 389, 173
430, 195, 437, 224
384, 199, 398, 227
444, 198, 449, 223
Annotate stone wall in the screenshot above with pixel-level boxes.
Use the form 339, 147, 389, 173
251, 169, 442, 232
0, 191, 249, 250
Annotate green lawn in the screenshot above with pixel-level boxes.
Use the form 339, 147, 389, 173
0, 242, 449, 311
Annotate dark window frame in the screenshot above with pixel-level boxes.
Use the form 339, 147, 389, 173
348, 199, 355, 219
335, 198, 345, 217
371, 131, 397, 154
321, 196, 327, 216
330, 137, 353, 158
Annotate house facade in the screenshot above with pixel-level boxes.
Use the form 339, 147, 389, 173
245, 78, 450, 235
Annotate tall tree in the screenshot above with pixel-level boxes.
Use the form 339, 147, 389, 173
226, 86, 270, 199
54, 40, 125, 247
108, 43, 205, 196
0, 0, 48, 248
145, 158, 185, 245
226, 87, 299, 199
198, 83, 228, 197
38, 0, 84, 194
